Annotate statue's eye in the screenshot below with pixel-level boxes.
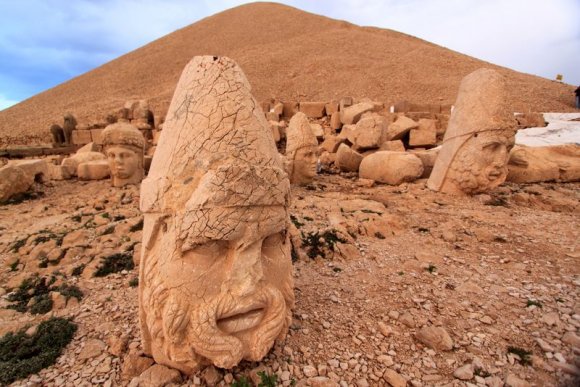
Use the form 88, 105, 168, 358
261, 232, 286, 259
188, 240, 229, 261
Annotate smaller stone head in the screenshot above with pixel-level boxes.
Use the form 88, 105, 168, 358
101, 122, 145, 187
286, 112, 318, 185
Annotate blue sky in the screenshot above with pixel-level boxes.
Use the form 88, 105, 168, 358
1, 0, 579, 110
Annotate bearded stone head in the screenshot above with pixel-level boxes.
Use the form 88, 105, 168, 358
139, 56, 294, 374
427, 68, 517, 195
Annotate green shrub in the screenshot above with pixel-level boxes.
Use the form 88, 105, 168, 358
231, 376, 251, 387
301, 229, 346, 259
0, 317, 77, 385
94, 252, 134, 277
7, 275, 82, 315
257, 371, 278, 387
129, 218, 144, 232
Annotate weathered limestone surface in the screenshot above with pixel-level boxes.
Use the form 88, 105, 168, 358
507, 144, 580, 183
102, 122, 145, 187
0, 165, 31, 203
300, 102, 326, 118
427, 69, 517, 195
359, 151, 424, 185
387, 116, 418, 141
77, 160, 111, 181
61, 151, 106, 179
336, 143, 363, 172
340, 102, 374, 125
409, 119, 437, 147
348, 114, 388, 151
139, 56, 294, 374
286, 112, 318, 185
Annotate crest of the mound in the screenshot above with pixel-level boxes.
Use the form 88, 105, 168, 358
141, 55, 288, 217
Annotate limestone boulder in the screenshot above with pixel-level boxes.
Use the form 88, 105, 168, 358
507, 145, 580, 183
348, 114, 388, 151
416, 326, 454, 351
379, 140, 405, 152
409, 118, 437, 147
340, 102, 374, 125
320, 135, 345, 153
325, 101, 339, 116
516, 112, 546, 129
387, 116, 419, 140
77, 160, 111, 181
330, 112, 342, 131
410, 148, 440, 178
336, 143, 363, 172
310, 123, 324, 139
300, 102, 326, 118
337, 124, 355, 140
11, 159, 48, 182
61, 151, 106, 179
359, 151, 424, 185
269, 121, 282, 143
0, 165, 32, 203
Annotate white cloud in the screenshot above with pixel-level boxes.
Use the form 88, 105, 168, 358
0, 95, 19, 111
0, 0, 579, 104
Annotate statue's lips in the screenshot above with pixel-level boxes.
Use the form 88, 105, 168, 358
216, 306, 265, 334
487, 169, 502, 180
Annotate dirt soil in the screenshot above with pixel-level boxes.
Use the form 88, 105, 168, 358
0, 174, 578, 387
0, 2, 577, 146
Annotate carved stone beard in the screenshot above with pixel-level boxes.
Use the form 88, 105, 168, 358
140, 245, 294, 374
447, 144, 508, 194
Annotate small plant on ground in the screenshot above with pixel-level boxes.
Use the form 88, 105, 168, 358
10, 237, 28, 253
0, 317, 77, 385
94, 252, 134, 277
257, 371, 278, 387
7, 275, 83, 314
129, 277, 139, 287
507, 346, 532, 366
129, 218, 144, 232
71, 264, 85, 276
426, 264, 437, 273
9, 259, 20, 272
290, 215, 304, 229
231, 376, 251, 387
301, 229, 346, 259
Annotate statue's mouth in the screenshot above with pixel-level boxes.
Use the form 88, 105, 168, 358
488, 169, 502, 180
217, 306, 265, 334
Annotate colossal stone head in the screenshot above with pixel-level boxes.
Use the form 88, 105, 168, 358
285, 112, 318, 185
139, 56, 294, 374
102, 122, 145, 187
427, 69, 517, 195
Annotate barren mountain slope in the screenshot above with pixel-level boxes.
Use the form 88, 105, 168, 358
0, 2, 575, 145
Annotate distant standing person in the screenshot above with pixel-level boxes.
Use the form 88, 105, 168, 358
576, 86, 580, 108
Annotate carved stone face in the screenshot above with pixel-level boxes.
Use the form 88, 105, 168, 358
106, 146, 139, 179
448, 130, 514, 194
139, 55, 294, 374
142, 205, 293, 372
291, 145, 318, 182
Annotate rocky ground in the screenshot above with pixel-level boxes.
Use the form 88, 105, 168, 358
0, 174, 579, 387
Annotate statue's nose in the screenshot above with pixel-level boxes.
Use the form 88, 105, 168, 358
226, 240, 264, 298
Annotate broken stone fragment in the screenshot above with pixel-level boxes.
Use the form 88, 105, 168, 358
359, 151, 423, 185
336, 143, 363, 172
